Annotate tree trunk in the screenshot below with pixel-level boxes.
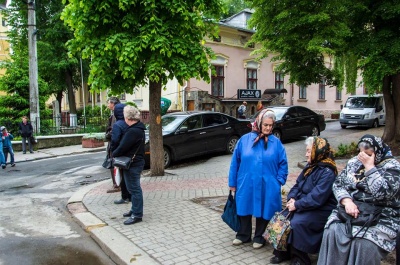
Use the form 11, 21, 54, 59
65, 69, 77, 114
56, 91, 63, 114
149, 80, 164, 176
382, 73, 400, 145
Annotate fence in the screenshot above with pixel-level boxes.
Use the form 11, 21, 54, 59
0, 114, 109, 137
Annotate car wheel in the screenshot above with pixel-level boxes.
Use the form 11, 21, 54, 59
226, 136, 239, 154
272, 129, 282, 140
164, 147, 171, 168
311, 126, 320, 136
372, 119, 379, 128
341, 125, 347, 129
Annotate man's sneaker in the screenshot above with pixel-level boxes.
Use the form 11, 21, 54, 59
1, 164, 6, 169
107, 187, 121, 193
253, 242, 264, 249
11, 163, 16, 167
114, 199, 129, 204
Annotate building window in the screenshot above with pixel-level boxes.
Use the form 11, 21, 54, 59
299, 85, 307, 99
1, 18, 5, 27
88, 92, 92, 103
336, 88, 342, 100
247, 69, 257, 90
120, 93, 126, 100
211, 65, 224, 97
96, 93, 100, 103
275, 72, 284, 89
319, 78, 326, 100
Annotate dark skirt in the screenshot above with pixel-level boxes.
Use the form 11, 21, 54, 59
288, 209, 332, 254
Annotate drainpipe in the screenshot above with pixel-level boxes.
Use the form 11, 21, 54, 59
182, 81, 188, 111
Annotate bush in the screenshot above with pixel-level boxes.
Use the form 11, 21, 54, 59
334, 142, 358, 158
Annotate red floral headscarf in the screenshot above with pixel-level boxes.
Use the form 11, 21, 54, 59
252, 108, 275, 149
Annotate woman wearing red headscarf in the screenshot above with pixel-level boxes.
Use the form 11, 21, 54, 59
228, 109, 288, 249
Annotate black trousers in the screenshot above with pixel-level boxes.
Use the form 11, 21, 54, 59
120, 171, 131, 200
236, 215, 269, 244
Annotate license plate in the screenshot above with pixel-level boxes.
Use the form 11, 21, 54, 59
349, 121, 357, 124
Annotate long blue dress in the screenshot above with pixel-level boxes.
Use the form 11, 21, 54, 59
228, 132, 288, 220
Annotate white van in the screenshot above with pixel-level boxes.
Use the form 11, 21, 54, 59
339, 94, 385, 129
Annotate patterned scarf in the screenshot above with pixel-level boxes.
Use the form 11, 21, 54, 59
252, 108, 275, 149
304, 137, 337, 177
357, 134, 393, 164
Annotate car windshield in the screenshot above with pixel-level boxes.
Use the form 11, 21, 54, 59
344, 97, 378, 108
161, 115, 187, 133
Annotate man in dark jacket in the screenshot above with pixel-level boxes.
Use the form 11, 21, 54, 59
110, 103, 131, 204
18, 116, 34, 154
105, 97, 121, 193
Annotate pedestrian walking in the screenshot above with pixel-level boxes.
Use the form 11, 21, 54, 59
238, 101, 247, 119
1, 126, 15, 167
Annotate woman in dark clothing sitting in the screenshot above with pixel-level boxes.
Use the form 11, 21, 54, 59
112, 105, 146, 225
271, 137, 337, 265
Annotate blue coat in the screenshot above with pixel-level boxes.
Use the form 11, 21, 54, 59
229, 132, 288, 220
110, 103, 128, 152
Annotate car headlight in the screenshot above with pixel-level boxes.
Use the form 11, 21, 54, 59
363, 113, 370, 119
340, 113, 344, 119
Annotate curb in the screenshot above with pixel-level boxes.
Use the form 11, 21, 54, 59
67, 180, 159, 265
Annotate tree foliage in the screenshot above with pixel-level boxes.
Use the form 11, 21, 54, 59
0, 0, 85, 122
61, 0, 224, 175
222, 0, 250, 18
249, 0, 400, 144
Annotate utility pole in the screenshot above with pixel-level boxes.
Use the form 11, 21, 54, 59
27, 0, 40, 133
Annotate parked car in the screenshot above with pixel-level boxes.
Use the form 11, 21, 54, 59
145, 111, 251, 168
249, 106, 326, 140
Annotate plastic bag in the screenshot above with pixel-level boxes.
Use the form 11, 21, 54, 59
114, 167, 121, 186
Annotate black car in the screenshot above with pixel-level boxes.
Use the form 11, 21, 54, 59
249, 106, 326, 140
145, 111, 251, 167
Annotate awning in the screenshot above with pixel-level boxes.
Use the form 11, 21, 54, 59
263, 88, 288, 94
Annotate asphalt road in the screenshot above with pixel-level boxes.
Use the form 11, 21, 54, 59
0, 152, 115, 265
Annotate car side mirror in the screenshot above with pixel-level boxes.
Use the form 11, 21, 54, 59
376, 106, 383, 112
177, 127, 189, 134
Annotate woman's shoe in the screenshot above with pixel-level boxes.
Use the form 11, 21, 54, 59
252, 242, 264, 249
123, 217, 142, 225
232, 239, 242, 245
114, 199, 129, 204
270, 256, 290, 264
123, 211, 133, 217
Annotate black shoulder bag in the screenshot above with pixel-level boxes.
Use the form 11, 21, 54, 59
112, 139, 142, 170
337, 200, 383, 238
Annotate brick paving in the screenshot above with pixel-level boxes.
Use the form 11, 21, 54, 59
81, 126, 396, 264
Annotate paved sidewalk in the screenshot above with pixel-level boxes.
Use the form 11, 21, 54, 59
9, 127, 395, 264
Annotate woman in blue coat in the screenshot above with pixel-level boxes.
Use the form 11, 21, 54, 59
270, 137, 337, 265
229, 109, 288, 249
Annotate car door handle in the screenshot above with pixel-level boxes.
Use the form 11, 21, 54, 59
225, 127, 232, 130
200, 132, 206, 134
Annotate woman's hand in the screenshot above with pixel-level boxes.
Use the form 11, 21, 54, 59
341, 198, 360, 218
357, 151, 375, 171
287, 198, 296, 211
229, 187, 236, 192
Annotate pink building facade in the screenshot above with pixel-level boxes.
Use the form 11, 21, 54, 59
185, 9, 362, 119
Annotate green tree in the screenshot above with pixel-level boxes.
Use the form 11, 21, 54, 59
61, 0, 224, 176
249, 0, 400, 145
0, 0, 86, 126
222, 0, 250, 18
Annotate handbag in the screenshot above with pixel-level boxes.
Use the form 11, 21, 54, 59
221, 190, 241, 232
102, 155, 113, 169
337, 200, 382, 238
112, 139, 142, 170
113, 156, 133, 170
263, 208, 292, 251
30, 135, 37, 145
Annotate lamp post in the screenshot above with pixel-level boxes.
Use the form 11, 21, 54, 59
28, 0, 40, 133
